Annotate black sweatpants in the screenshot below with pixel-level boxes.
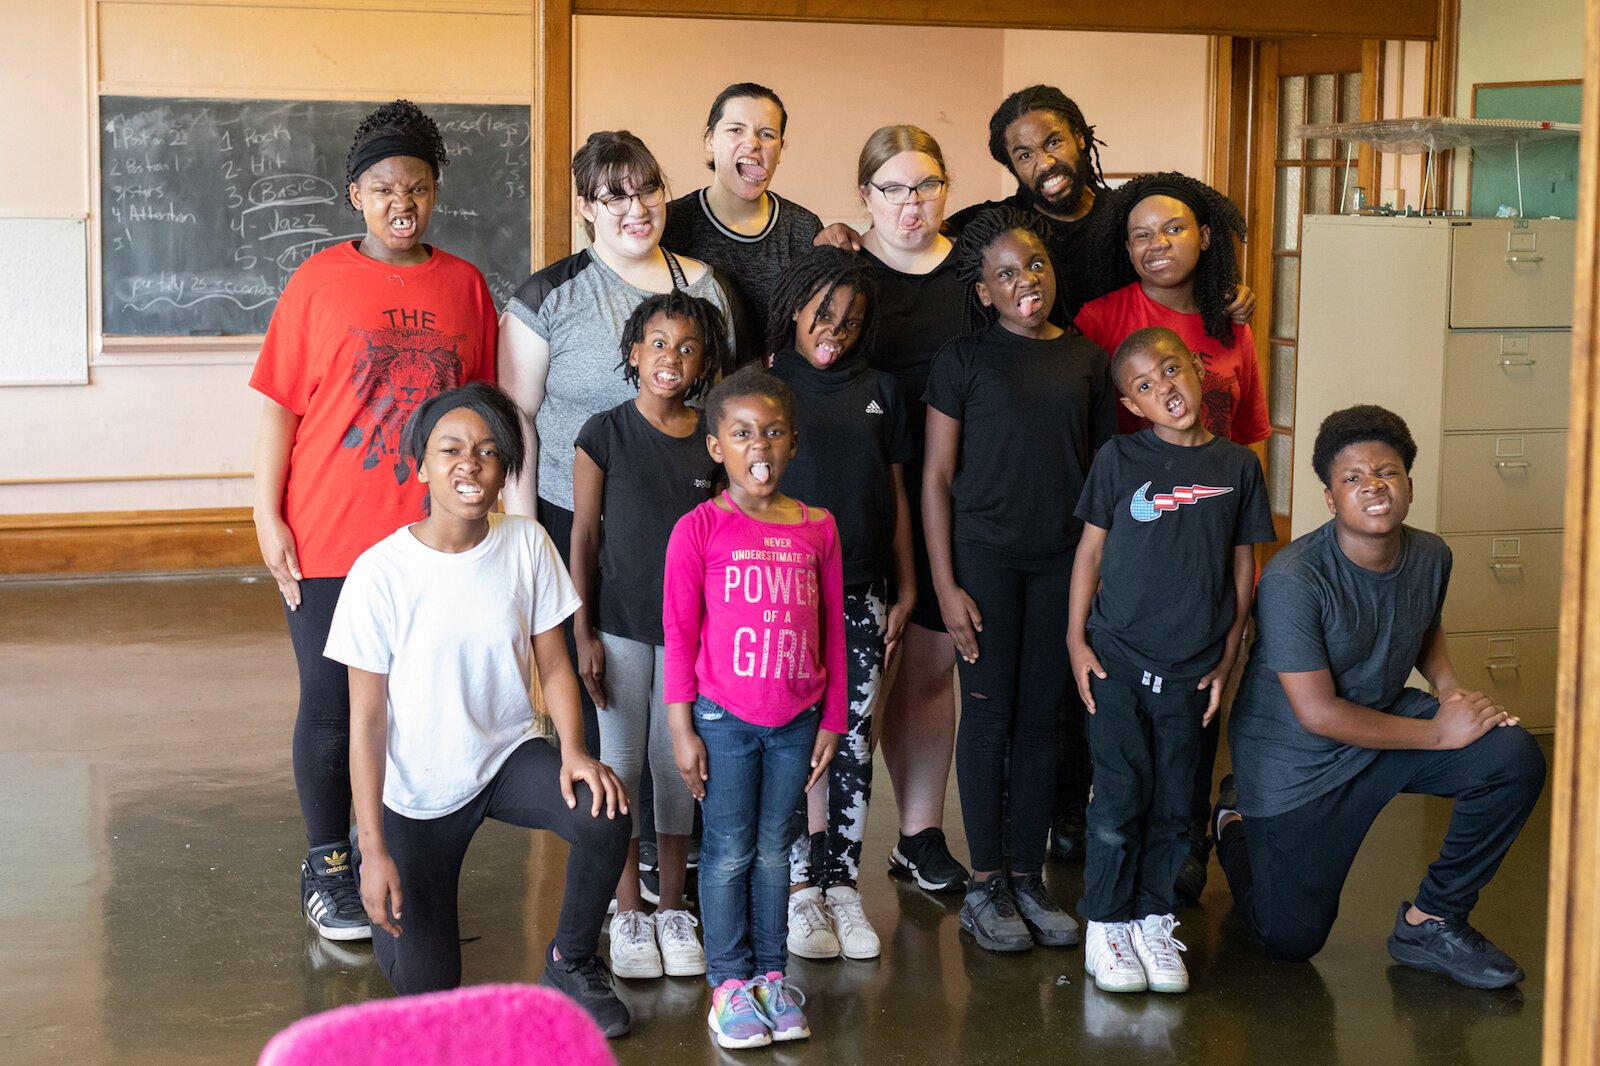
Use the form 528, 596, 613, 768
952, 543, 1073, 874
285, 576, 352, 849
1216, 722, 1545, 962
373, 739, 632, 995
1080, 653, 1205, 922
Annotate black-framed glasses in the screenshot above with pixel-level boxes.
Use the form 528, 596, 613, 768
867, 179, 946, 205
596, 185, 666, 215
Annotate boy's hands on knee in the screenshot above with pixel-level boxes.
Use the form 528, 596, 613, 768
560, 751, 629, 818
576, 630, 608, 709
1067, 636, 1106, 713
360, 849, 404, 938
806, 729, 841, 792
1433, 689, 1517, 749
938, 586, 983, 664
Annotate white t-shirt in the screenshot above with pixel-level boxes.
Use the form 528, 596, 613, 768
325, 513, 581, 818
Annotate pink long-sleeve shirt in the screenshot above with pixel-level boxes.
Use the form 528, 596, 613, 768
663, 495, 847, 733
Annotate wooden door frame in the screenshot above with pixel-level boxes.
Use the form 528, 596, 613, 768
1544, 0, 1600, 1058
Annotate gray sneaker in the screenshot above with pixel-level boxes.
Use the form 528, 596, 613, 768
1010, 872, 1081, 947
959, 876, 1033, 952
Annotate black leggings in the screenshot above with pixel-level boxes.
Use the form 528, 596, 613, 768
1217, 721, 1545, 962
952, 544, 1074, 874
373, 739, 632, 995
285, 577, 353, 849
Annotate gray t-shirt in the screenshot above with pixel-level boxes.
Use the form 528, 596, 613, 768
505, 249, 732, 511
1228, 521, 1452, 817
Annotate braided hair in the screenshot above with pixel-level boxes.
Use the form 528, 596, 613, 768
1091, 171, 1247, 345
953, 207, 1053, 336
616, 290, 728, 401
344, 100, 449, 210
764, 246, 878, 360
986, 85, 1107, 197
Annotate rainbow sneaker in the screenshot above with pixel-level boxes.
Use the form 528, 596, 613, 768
707, 978, 771, 1049
748, 972, 810, 1042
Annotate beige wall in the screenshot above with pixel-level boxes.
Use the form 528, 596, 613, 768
1451, 0, 1586, 210
574, 17, 1212, 235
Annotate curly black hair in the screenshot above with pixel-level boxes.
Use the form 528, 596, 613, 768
764, 246, 878, 360
616, 290, 728, 401
953, 207, 1054, 335
344, 99, 449, 207
986, 85, 1107, 196
1311, 404, 1418, 487
1090, 171, 1246, 345
705, 365, 795, 435
403, 381, 527, 481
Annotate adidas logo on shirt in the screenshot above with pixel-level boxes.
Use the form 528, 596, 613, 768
865, 400, 884, 415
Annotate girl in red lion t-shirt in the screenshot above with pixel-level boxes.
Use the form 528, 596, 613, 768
249, 99, 496, 942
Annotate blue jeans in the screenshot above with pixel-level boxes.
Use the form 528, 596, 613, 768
694, 696, 821, 986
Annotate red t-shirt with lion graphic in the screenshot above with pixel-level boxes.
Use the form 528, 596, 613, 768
251, 242, 497, 577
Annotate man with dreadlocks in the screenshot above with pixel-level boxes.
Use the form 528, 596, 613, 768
948, 85, 1257, 330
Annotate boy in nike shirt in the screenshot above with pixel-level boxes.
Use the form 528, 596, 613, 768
1067, 327, 1275, 994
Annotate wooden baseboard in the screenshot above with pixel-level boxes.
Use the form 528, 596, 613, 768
0, 508, 262, 575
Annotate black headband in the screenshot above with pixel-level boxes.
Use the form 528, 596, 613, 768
410, 392, 479, 460
349, 131, 437, 184
1128, 179, 1210, 228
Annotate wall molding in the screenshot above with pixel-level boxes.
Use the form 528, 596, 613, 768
0, 507, 262, 575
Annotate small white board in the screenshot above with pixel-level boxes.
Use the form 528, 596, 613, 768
0, 217, 88, 385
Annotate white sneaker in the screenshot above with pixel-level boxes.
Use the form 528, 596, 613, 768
608, 910, 663, 979
786, 887, 841, 959
1133, 914, 1189, 993
1084, 920, 1147, 993
824, 885, 881, 959
655, 908, 706, 977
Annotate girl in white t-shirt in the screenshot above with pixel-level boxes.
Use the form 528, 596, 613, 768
324, 382, 633, 1039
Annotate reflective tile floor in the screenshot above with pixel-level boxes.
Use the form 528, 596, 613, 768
0, 574, 1548, 1064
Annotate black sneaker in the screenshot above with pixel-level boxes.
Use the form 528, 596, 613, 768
538, 941, 632, 1037
1010, 872, 1081, 946
1173, 837, 1212, 907
889, 828, 970, 893
301, 842, 371, 942
1049, 797, 1087, 862
959, 877, 1033, 952
1386, 901, 1526, 989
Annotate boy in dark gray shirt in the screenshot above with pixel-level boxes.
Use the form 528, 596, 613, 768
1219, 405, 1545, 989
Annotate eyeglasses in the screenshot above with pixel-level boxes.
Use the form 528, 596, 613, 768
867, 179, 947, 206
595, 185, 666, 216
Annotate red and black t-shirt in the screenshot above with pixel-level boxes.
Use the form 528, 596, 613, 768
251, 242, 498, 577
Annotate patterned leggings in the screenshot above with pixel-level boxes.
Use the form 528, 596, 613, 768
789, 583, 886, 888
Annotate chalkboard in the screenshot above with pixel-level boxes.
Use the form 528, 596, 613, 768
1470, 82, 1582, 219
99, 97, 531, 336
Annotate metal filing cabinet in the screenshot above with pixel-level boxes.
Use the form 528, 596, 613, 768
1293, 215, 1575, 731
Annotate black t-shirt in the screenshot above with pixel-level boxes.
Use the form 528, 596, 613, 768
1076, 430, 1276, 677
662, 189, 823, 366
947, 191, 1107, 325
574, 402, 717, 645
923, 325, 1116, 559
855, 243, 966, 461
1228, 522, 1453, 817
768, 349, 915, 587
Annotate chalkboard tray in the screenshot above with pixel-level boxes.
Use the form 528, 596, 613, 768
99, 97, 532, 336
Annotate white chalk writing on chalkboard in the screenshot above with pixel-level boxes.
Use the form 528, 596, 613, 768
100, 97, 532, 336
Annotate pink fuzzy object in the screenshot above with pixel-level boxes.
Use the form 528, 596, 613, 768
257, 983, 616, 1066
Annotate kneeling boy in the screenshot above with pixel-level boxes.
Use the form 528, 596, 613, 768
1218, 404, 1545, 988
